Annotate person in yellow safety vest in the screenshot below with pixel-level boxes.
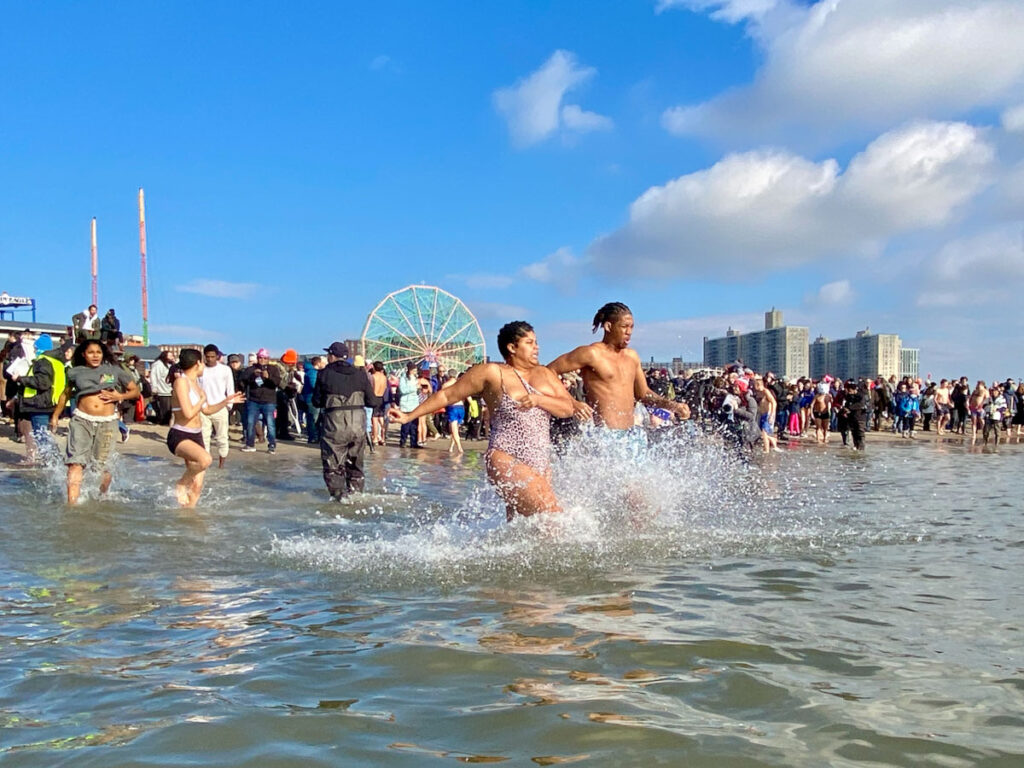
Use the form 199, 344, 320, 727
11, 335, 72, 465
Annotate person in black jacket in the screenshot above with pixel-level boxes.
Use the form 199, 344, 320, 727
838, 379, 866, 450
312, 342, 381, 499
240, 348, 282, 453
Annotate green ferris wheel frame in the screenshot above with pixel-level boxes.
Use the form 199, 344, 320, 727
360, 285, 487, 373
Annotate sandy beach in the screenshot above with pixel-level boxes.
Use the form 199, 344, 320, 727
2, 416, 1017, 475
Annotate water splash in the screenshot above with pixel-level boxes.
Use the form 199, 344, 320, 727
267, 427, 911, 587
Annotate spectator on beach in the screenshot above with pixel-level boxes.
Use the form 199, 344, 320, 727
812, 382, 832, 444
951, 379, 969, 434
301, 355, 325, 443
199, 344, 236, 469
240, 348, 282, 453
227, 354, 245, 426
1011, 382, 1024, 437
72, 305, 100, 343
934, 379, 951, 435
6, 335, 70, 464
100, 308, 122, 349
149, 351, 175, 425
969, 381, 988, 442
370, 361, 388, 446
920, 384, 936, 432
983, 383, 1006, 445
442, 369, 465, 454
397, 362, 422, 448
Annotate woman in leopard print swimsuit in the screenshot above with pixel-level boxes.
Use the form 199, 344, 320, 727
390, 321, 574, 519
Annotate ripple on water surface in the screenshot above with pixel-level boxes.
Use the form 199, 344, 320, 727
1, 431, 1022, 766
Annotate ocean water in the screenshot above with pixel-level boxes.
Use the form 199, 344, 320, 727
1, 431, 1022, 767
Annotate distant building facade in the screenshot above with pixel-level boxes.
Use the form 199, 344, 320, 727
703, 309, 809, 379
900, 347, 920, 380
809, 329, 902, 381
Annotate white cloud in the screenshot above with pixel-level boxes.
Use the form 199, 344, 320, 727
561, 104, 613, 133
1002, 104, 1024, 133
656, 0, 777, 24
369, 55, 391, 71
590, 121, 993, 279
519, 246, 585, 293
493, 50, 611, 147
176, 279, 262, 299
917, 227, 1024, 307
805, 279, 853, 307
662, 0, 1024, 142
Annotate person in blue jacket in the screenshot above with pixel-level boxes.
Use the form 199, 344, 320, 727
301, 355, 325, 443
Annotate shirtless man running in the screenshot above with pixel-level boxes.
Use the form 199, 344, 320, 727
546, 302, 690, 428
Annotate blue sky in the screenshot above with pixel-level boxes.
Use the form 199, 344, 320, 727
2, 1, 1023, 378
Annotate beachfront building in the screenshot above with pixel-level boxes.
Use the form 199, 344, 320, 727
703, 309, 809, 379
900, 347, 920, 380
645, 358, 704, 375
809, 329, 902, 381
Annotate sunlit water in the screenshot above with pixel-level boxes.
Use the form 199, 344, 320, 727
2, 430, 1022, 767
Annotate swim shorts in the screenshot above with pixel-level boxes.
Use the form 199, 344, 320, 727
758, 413, 773, 434
584, 424, 649, 465
167, 426, 205, 455
65, 412, 119, 467
446, 404, 465, 424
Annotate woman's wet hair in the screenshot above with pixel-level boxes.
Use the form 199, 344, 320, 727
592, 302, 632, 333
72, 339, 115, 367
178, 348, 202, 372
497, 321, 534, 361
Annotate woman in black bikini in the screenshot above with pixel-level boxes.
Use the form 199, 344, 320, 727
169, 349, 245, 507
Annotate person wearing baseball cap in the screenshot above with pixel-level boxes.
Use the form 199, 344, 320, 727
312, 342, 381, 500
324, 341, 349, 359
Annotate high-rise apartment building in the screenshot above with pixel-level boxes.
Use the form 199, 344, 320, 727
703, 310, 809, 378
809, 329, 903, 381
900, 347, 920, 380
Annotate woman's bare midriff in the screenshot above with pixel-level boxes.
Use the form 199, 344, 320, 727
75, 392, 118, 418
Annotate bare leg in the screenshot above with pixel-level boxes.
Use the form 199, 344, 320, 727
18, 420, 37, 464
449, 421, 463, 454
174, 440, 212, 508
67, 464, 84, 505
485, 450, 561, 520
99, 471, 113, 495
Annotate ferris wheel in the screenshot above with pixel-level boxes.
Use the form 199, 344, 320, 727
361, 285, 487, 372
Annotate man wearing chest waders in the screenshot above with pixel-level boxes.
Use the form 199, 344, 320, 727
312, 342, 381, 500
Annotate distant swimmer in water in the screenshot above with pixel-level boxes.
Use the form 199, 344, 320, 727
390, 321, 574, 519
51, 339, 141, 504
168, 348, 245, 507
547, 302, 690, 431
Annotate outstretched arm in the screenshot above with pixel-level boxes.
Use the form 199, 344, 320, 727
634, 360, 690, 420
203, 391, 245, 416
546, 345, 593, 376
390, 364, 492, 424
547, 347, 596, 421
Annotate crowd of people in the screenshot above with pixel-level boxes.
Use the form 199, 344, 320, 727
3, 300, 1021, 518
